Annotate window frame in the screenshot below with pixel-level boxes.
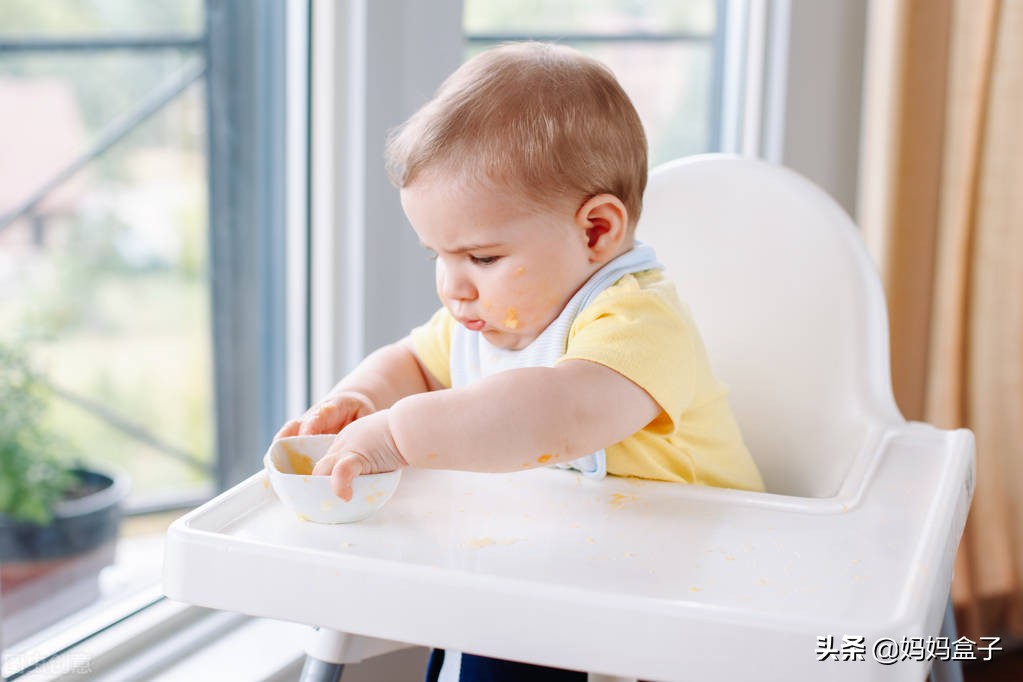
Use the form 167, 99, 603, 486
204, 0, 294, 490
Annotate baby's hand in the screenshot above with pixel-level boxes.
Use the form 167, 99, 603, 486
311, 410, 408, 501
274, 391, 376, 440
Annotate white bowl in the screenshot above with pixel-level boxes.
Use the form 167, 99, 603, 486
264, 434, 402, 524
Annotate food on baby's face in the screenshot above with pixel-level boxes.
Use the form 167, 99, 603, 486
504, 308, 520, 329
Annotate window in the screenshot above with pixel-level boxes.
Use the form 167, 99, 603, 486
1, 0, 296, 663
463, 0, 724, 164
0, 0, 212, 517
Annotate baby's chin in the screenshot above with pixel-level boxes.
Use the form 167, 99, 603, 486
482, 327, 536, 351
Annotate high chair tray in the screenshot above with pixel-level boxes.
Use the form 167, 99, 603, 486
163, 422, 973, 682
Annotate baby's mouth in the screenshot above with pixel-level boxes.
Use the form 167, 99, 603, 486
461, 319, 486, 331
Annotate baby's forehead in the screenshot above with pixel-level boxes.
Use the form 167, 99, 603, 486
412, 163, 577, 216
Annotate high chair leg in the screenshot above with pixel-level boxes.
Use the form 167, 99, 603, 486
299, 657, 344, 682
300, 626, 414, 680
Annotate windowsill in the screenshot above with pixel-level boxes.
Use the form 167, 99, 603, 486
5, 596, 310, 682
3, 510, 312, 682
2, 511, 181, 673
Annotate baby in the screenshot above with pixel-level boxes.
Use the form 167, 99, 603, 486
275, 42, 764, 681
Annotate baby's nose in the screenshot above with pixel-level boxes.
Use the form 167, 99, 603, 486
440, 270, 477, 301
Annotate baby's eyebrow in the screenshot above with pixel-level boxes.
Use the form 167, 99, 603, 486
419, 241, 503, 254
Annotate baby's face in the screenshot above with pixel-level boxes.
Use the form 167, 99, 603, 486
401, 172, 597, 350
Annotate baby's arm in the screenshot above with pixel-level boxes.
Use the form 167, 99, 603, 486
314, 359, 662, 499
391, 360, 660, 470
275, 337, 437, 438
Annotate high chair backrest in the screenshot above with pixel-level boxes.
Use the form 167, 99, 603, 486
637, 155, 903, 497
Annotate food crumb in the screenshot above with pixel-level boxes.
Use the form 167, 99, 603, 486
537, 453, 558, 464
725, 555, 735, 561
464, 537, 496, 549
586, 537, 596, 544
296, 513, 310, 522
690, 587, 704, 593
608, 493, 638, 509
339, 542, 353, 549
504, 308, 519, 329
365, 492, 383, 505
262, 476, 270, 489
320, 500, 336, 511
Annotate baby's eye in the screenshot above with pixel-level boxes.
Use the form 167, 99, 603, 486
469, 255, 499, 266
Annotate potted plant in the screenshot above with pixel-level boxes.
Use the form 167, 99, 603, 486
0, 341, 129, 597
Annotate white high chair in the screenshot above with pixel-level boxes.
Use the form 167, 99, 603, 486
163, 154, 975, 682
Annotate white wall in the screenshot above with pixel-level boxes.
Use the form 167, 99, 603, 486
779, 0, 868, 219
361, 1, 465, 353
310, 0, 463, 394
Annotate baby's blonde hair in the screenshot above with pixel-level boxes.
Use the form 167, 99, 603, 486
385, 42, 647, 227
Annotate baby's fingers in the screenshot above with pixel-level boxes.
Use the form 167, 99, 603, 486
274, 420, 301, 440
299, 403, 348, 435
329, 455, 366, 502
311, 452, 340, 477
311, 450, 367, 501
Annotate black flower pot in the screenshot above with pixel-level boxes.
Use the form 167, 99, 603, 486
0, 467, 130, 563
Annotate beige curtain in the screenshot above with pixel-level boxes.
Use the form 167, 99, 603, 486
859, 0, 1023, 641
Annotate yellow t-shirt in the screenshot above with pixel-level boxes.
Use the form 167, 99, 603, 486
409, 270, 765, 492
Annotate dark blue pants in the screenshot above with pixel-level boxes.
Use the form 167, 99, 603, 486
425, 649, 587, 682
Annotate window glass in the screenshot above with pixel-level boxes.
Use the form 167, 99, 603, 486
0, 0, 210, 651
464, 0, 720, 165
0, 0, 201, 36
0, 1, 211, 508
464, 0, 714, 35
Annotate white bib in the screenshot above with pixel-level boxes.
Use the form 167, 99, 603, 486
448, 241, 663, 478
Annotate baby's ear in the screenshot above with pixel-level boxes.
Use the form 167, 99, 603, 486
575, 194, 629, 263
